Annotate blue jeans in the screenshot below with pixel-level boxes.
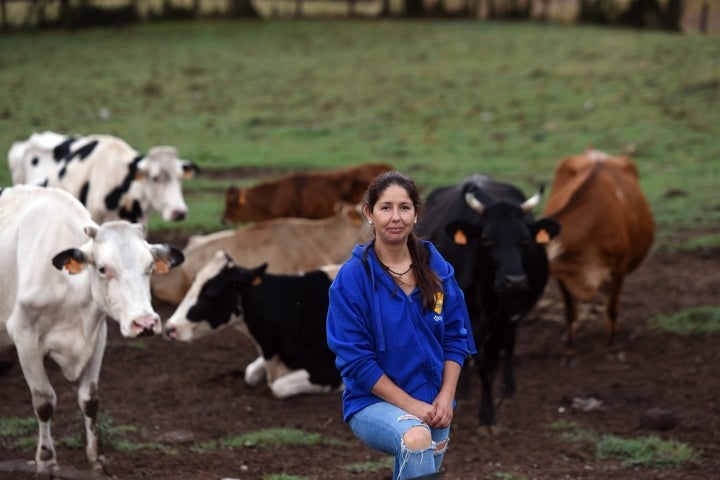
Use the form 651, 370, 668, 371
349, 402, 450, 480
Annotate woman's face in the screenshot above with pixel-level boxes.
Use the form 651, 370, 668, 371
366, 184, 417, 246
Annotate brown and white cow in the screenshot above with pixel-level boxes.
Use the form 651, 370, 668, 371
151, 202, 370, 305
542, 149, 654, 359
8, 131, 199, 229
164, 250, 343, 398
221, 162, 392, 224
0, 185, 184, 474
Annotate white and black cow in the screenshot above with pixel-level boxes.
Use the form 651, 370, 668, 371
164, 250, 343, 398
7, 131, 199, 229
416, 174, 561, 432
0, 185, 184, 474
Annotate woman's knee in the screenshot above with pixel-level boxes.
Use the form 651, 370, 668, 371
402, 425, 432, 451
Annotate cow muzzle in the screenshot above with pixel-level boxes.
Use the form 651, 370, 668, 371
164, 326, 179, 341
163, 324, 196, 342
497, 274, 529, 292
170, 210, 187, 221
130, 314, 161, 337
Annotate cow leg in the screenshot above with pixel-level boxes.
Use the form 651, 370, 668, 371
604, 275, 625, 361
270, 369, 332, 398
455, 357, 474, 399
13, 331, 58, 473
244, 355, 266, 386
77, 321, 107, 473
476, 335, 502, 431
263, 354, 292, 385
557, 280, 579, 363
501, 323, 518, 401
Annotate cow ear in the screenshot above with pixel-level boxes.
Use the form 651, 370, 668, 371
181, 160, 200, 178
445, 220, 475, 245
453, 228, 468, 245
532, 218, 561, 244
248, 263, 268, 286
250, 263, 268, 276
150, 244, 185, 274
84, 225, 99, 239
52, 248, 87, 274
134, 158, 148, 180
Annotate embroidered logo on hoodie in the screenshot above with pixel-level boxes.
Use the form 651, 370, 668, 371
433, 292, 444, 317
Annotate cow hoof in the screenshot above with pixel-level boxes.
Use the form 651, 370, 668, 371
91, 459, 108, 474
35, 459, 59, 476
606, 349, 626, 362
561, 355, 577, 367
476, 424, 502, 436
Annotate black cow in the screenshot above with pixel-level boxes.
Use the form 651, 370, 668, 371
164, 250, 343, 398
416, 174, 560, 431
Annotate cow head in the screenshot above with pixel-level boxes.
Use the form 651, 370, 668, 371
136, 146, 198, 222
52, 221, 185, 338
221, 185, 249, 224
446, 187, 560, 293
164, 250, 265, 342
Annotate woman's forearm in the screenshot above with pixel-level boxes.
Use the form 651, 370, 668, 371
371, 374, 435, 423
439, 360, 462, 398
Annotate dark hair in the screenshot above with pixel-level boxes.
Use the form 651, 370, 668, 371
363, 171, 442, 312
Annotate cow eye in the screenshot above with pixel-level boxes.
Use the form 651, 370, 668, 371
481, 237, 493, 247
98, 265, 107, 276
151, 176, 160, 183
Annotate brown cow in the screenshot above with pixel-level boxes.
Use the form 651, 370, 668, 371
542, 149, 654, 359
221, 162, 392, 224
152, 203, 370, 305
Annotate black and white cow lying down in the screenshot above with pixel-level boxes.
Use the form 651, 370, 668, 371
164, 250, 343, 398
0, 185, 184, 474
7, 131, 199, 229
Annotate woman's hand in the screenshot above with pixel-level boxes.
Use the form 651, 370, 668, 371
429, 391, 454, 428
429, 361, 463, 428
405, 398, 437, 425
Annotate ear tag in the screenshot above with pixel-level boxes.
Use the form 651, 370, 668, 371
154, 259, 170, 275
535, 229, 550, 244
453, 229, 467, 245
252, 276, 262, 286
433, 292, 444, 314
65, 258, 85, 275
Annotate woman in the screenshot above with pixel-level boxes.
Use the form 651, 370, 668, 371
326, 171, 476, 480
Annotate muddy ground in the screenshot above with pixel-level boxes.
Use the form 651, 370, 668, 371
1, 234, 719, 480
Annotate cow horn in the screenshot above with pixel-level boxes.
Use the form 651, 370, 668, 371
520, 186, 544, 212
465, 192, 485, 214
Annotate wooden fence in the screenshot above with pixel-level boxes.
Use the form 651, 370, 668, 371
0, 0, 713, 32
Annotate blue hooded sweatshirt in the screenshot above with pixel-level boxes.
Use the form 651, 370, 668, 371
326, 240, 477, 423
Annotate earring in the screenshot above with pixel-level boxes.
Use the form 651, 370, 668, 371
369, 221, 373, 225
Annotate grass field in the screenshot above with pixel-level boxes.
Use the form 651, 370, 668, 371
0, 20, 718, 245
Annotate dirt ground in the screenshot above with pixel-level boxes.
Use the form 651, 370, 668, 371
1, 234, 719, 480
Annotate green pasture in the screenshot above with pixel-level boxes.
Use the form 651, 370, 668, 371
0, 20, 718, 246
